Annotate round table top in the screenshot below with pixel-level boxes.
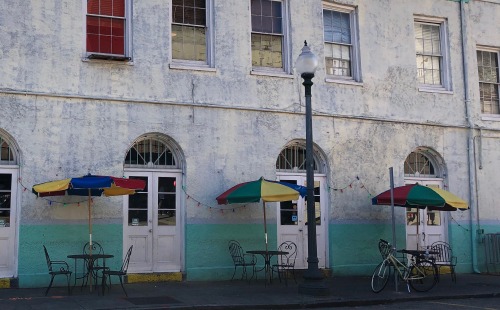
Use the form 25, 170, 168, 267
247, 250, 288, 255
397, 249, 438, 256
67, 253, 114, 259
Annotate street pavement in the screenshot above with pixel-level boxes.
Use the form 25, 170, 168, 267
0, 273, 499, 309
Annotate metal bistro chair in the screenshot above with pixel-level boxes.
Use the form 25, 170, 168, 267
228, 240, 256, 281
430, 241, 457, 282
43, 245, 72, 296
272, 241, 297, 285
82, 241, 108, 288
101, 245, 133, 296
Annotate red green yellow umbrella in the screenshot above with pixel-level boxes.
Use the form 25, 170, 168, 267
216, 177, 306, 251
371, 183, 468, 211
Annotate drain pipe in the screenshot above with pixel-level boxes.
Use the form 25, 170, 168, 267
459, 0, 480, 274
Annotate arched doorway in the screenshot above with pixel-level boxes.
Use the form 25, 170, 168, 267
0, 131, 19, 277
275, 141, 328, 269
404, 148, 447, 250
123, 133, 184, 273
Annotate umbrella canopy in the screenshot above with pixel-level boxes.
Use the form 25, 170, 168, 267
32, 174, 146, 248
371, 184, 469, 211
216, 177, 306, 251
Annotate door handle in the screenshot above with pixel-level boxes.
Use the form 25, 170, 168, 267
299, 229, 303, 232
149, 229, 152, 233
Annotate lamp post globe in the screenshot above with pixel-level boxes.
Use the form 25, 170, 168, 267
296, 41, 328, 296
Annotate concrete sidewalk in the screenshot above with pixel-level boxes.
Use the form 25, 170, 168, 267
0, 273, 499, 309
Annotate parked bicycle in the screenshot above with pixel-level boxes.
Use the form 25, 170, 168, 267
371, 239, 438, 293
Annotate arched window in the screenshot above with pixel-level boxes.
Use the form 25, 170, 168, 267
276, 143, 323, 173
124, 135, 180, 169
404, 151, 437, 177
0, 135, 17, 165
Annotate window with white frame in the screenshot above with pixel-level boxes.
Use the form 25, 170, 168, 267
477, 49, 500, 114
85, 0, 132, 60
414, 18, 451, 90
323, 3, 360, 81
172, 0, 214, 67
251, 0, 289, 72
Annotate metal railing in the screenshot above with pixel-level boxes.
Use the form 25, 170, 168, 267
484, 233, 500, 274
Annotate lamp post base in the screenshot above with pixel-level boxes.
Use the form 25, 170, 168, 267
298, 267, 329, 296
298, 278, 329, 296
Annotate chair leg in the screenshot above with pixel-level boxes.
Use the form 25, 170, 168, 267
231, 267, 237, 280
118, 276, 128, 297
45, 275, 55, 296
451, 266, 457, 283
66, 274, 72, 295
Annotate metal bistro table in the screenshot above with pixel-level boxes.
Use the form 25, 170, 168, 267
247, 250, 288, 284
397, 249, 438, 259
67, 253, 114, 292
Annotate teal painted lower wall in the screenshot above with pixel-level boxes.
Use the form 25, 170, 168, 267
329, 223, 407, 276
185, 223, 276, 281
14, 221, 497, 287
18, 224, 123, 288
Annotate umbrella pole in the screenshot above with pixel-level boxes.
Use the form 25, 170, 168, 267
263, 201, 268, 253
88, 189, 93, 292
389, 167, 398, 293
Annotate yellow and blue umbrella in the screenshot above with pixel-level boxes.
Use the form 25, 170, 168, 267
32, 174, 146, 246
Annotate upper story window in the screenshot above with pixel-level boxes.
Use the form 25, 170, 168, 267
323, 3, 361, 83
86, 0, 131, 60
172, 0, 214, 68
477, 49, 499, 114
414, 17, 451, 92
251, 0, 290, 73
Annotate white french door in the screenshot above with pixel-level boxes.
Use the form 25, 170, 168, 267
276, 175, 327, 269
0, 169, 18, 277
405, 178, 447, 250
124, 171, 182, 272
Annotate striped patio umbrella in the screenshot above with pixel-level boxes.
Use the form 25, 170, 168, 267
216, 177, 306, 252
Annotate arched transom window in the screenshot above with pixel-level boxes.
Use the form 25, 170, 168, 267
0, 135, 17, 165
276, 144, 321, 173
404, 151, 437, 177
125, 136, 179, 169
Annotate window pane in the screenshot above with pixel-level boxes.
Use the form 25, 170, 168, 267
251, 0, 261, 15
88, 0, 100, 14
272, 17, 282, 34
173, 5, 184, 23
112, 0, 125, 17
262, 16, 273, 32
194, 8, 206, 25
252, 15, 262, 32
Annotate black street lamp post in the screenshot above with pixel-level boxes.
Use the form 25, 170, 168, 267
296, 41, 328, 296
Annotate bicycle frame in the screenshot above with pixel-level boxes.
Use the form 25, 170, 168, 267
372, 239, 438, 293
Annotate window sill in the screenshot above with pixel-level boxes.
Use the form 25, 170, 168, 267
250, 70, 294, 79
325, 78, 363, 86
418, 87, 453, 95
169, 63, 216, 73
481, 114, 500, 121
82, 56, 134, 65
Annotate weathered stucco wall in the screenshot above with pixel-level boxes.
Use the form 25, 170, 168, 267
0, 0, 499, 285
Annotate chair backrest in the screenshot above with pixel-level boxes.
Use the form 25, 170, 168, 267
430, 241, 453, 263
228, 240, 245, 265
120, 245, 133, 273
43, 245, 53, 272
83, 241, 104, 256
278, 241, 297, 266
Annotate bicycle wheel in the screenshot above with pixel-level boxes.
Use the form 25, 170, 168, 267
371, 260, 391, 293
408, 260, 438, 292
